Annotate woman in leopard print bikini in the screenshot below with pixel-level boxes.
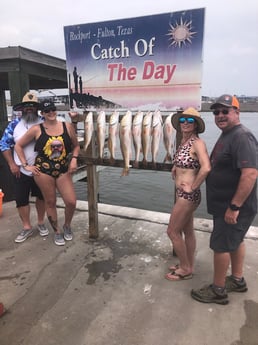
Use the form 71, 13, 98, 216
165, 107, 211, 281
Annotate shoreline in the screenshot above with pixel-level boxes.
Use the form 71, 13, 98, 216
50, 101, 258, 113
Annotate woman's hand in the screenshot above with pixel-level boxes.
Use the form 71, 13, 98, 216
24, 165, 40, 176
68, 159, 78, 174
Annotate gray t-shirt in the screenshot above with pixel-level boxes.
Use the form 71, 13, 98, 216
206, 124, 258, 216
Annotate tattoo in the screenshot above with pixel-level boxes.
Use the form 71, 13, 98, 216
48, 216, 58, 232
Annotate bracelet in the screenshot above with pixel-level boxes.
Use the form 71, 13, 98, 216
72, 156, 78, 159
22, 162, 28, 167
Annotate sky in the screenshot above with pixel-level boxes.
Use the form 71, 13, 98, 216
1, 0, 257, 97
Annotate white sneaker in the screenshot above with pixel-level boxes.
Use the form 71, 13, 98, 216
15, 229, 34, 243
38, 224, 49, 237
54, 233, 65, 246
63, 225, 73, 241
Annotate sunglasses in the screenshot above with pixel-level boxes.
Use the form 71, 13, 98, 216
213, 109, 230, 116
179, 117, 195, 124
44, 107, 56, 113
51, 144, 62, 149
24, 103, 37, 108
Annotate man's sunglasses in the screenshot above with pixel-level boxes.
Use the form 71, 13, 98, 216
179, 117, 195, 124
44, 107, 56, 113
24, 103, 37, 108
213, 109, 230, 116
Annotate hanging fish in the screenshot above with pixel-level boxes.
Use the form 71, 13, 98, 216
151, 110, 163, 168
141, 112, 153, 166
132, 111, 143, 168
108, 111, 120, 163
119, 110, 132, 176
163, 113, 175, 163
97, 110, 106, 159
83, 111, 93, 152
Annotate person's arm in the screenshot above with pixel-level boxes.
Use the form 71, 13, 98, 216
14, 126, 38, 168
230, 167, 257, 207
191, 139, 211, 191
225, 167, 257, 224
2, 150, 20, 176
66, 122, 80, 173
0, 119, 20, 175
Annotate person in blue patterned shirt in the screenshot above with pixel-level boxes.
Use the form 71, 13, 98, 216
0, 92, 49, 243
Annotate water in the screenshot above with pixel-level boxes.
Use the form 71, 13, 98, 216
72, 112, 258, 226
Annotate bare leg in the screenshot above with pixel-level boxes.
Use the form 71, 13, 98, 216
35, 197, 46, 225
167, 198, 197, 275
230, 241, 245, 278
183, 214, 196, 272
17, 205, 32, 229
34, 174, 61, 234
56, 173, 76, 227
213, 251, 230, 287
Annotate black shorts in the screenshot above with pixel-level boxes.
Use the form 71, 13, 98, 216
210, 213, 256, 252
15, 172, 43, 208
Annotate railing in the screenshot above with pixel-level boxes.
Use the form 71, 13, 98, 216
72, 109, 178, 238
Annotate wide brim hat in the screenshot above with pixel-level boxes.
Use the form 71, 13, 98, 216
171, 107, 205, 133
13, 92, 39, 111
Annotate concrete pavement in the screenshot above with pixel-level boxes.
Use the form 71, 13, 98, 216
1, 199, 258, 345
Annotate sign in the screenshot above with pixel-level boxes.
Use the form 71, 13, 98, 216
64, 8, 205, 110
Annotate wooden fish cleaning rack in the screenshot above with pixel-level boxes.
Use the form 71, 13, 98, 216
72, 109, 182, 239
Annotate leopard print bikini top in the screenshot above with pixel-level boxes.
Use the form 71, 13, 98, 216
172, 137, 200, 170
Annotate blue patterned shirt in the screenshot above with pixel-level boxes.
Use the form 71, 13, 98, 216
0, 118, 20, 151
0, 116, 44, 151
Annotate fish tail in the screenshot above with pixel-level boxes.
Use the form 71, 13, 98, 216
163, 153, 172, 163
121, 167, 130, 176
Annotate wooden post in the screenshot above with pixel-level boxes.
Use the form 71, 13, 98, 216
87, 163, 99, 238
86, 112, 99, 238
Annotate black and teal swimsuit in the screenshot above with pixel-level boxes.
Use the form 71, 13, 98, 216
34, 123, 72, 178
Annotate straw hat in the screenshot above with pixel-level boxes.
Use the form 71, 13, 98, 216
13, 92, 39, 111
171, 107, 205, 133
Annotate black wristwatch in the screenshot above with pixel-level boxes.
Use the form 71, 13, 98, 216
229, 204, 240, 211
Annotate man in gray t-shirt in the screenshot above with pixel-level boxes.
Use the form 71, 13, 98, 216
191, 94, 258, 305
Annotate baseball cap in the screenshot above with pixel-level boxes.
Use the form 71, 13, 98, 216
40, 101, 56, 112
210, 94, 240, 110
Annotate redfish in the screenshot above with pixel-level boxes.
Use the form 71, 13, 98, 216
142, 112, 153, 166
97, 110, 106, 159
163, 113, 175, 163
132, 111, 143, 168
151, 110, 163, 168
83, 111, 93, 152
108, 111, 120, 163
119, 110, 132, 176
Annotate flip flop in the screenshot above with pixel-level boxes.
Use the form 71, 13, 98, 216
165, 271, 193, 281
169, 263, 180, 271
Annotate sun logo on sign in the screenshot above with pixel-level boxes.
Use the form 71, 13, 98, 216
167, 17, 197, 48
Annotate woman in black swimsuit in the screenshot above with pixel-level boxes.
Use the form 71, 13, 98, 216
15, 101, 80, 246
165, 108, 211, 281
